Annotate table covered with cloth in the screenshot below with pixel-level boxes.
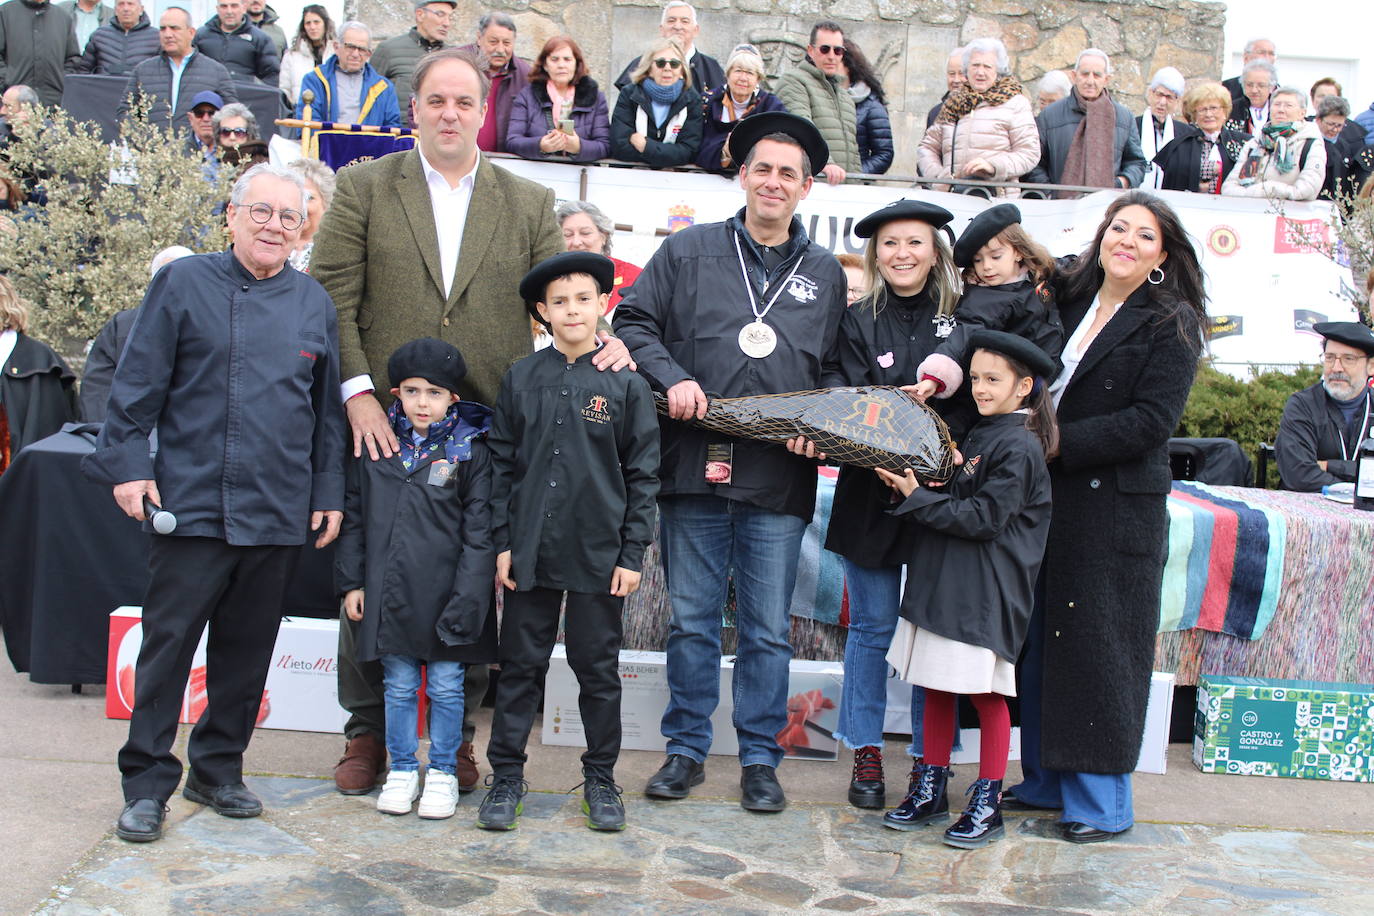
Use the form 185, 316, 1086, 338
1155, 483, 1374, 686
0, 425, 340, 685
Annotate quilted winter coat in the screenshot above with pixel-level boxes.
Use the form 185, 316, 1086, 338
918, 92, 1039, 198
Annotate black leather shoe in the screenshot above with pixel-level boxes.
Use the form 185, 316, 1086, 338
739, 764, 786, 812
645, 754, 705, 799
847, 745, 885, 809
882, 761, 950, 831
1000, 787, 1060, 813
943, 778, 1004, 849
1062, 821, 1123, 844
116, 798, 167, 843
182, 773, 263, 818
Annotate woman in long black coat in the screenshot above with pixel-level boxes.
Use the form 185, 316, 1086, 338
1007, 191, 1206, 843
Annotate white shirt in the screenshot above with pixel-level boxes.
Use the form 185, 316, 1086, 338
340, 148, 480, 401
1049, 295, 1121, 408
0, 329, 17, 375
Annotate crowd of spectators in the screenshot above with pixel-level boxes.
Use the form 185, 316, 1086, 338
3, 0, 1374, 207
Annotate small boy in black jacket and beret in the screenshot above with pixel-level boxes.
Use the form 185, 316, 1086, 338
335, 338, 496, 821
477, 252, 660, 833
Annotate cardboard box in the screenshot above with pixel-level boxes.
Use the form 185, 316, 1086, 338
106, 607, 349, 734
1193, 675, 1374, 782
541, 647, 843, 760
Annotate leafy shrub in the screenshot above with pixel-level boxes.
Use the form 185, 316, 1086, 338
0, 97, 233, 346
1176, 363, 1322, 487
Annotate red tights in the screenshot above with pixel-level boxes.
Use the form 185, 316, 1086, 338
921, 690, 1010, 780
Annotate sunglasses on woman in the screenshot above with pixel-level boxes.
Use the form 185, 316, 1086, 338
219, 127, 249, 138
652, 57, 682, 69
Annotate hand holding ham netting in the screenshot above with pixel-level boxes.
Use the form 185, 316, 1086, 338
654, 386, 956, 483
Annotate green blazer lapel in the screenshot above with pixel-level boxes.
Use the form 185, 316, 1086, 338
447, 157, 500, 306
397, 150, 447, 300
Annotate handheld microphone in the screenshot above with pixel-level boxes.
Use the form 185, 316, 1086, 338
142, 496, 178, 535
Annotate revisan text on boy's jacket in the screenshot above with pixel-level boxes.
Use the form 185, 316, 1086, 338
892, 411, 1051, 662
334, 401, 498, 664
937, 279, 1066, 368
488, 345, 660, 593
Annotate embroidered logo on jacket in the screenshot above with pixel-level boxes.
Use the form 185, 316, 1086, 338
582, 394, 611, 424
963, 455, 982, 477
787, 275, 819, 303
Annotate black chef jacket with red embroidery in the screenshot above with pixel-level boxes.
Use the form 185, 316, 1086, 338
488, 344, 660, 594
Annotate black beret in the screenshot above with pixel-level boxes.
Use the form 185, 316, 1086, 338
854, 198, 955, 239
953, 203, 1022, 269
968, 329, 1058, 380
1314, 321, 1374, 356
725, 111, 829, 179
519, 252, 616, 325
388, 337, 467, 392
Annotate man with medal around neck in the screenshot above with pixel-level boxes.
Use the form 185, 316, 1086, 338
613, 112, 846, 813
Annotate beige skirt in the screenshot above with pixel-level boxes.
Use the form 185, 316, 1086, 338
886, 619, 1017, 697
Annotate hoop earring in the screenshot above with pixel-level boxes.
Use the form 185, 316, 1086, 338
1147, 266, 1165, 286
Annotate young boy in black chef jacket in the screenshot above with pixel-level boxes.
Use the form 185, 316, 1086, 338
477, 252, 660, 833
334, 338, 497, 821
876, 330, 1056, 849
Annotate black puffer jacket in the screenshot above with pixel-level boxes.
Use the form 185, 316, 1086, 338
119, 51, 239, 129
853, 89, 893, 174
69, 12, 159, 76
193, 15, 279, 83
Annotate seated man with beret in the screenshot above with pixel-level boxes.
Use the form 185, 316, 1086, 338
1275, 321, 1374, 491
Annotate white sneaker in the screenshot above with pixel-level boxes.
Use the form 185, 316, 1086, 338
417, 769, 459, 819
376, 769, 421, 815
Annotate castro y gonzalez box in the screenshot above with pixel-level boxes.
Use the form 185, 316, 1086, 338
1194, 674, 1374, 782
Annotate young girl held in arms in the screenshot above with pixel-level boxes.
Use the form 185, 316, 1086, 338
914, 204, 1063, 403
876, 330, 1057, 848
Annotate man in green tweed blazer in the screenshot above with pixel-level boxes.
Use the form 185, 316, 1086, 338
311, 47, 631, 798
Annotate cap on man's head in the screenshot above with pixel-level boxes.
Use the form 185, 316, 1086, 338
968, 329, 1057, 379
414, 0, 457, 8
726, 111, 829, 179
189, 90, 224, 111
1314, 321, 1374, 356
855, 198, 955, 239
953, 203, 1021, 269
519, 251, 615, 325
388, 337, 468, 392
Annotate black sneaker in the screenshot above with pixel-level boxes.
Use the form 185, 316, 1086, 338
475, 775, 527, 831
580, 772, 626, 832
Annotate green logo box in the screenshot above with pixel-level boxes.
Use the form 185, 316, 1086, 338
1193, 675, 1374, 783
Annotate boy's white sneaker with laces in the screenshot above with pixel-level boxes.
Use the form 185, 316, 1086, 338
417, 769, 459, 819
376, 769, 421, 815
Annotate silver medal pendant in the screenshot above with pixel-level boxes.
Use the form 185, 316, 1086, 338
738, 321, 778, 358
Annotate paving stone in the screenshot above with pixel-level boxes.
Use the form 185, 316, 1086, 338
669, 879, 734, 900
243, 776, 337, 810
815, 893, 878, 911
1189, 877, 1323, 903
356, 860, 498, 908
665, 845, 747, 877
937, 903, 1095, 915
177, 812, 315, 858
728, 871, 815, 907
171, 868, 406, 915
633, 801, 827, 866
533, 887, 663, 913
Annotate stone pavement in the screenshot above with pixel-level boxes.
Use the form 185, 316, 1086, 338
35, 769, 1374, 915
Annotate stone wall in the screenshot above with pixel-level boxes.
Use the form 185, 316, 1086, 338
353, 0, 1227, 176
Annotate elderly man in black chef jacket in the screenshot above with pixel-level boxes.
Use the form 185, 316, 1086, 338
82, 163, 345, 844
613, 112, 846, 813
1275, 321, 1374, 491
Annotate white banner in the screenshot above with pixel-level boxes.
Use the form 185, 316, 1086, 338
496, 159, 1360, 377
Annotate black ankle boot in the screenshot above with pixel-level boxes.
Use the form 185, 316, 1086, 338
881, 761, 949, 831
943, 778, 1004, 848
847, 745, 885, 809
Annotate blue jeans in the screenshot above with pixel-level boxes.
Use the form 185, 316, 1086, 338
835, 560, 958, 755
658, 495, 807, 768
1012, 586, 1134, 833
380, 655, 465, 775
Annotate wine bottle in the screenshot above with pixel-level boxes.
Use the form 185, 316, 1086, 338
1355, 436, 1374, 511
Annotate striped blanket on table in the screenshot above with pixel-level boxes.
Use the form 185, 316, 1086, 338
1160, 481, 1285, 640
